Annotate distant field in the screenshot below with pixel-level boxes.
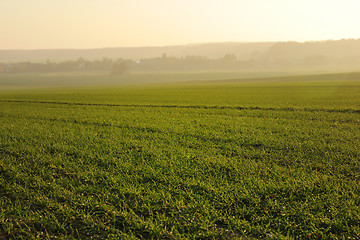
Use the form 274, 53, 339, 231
0, 72, 359, 239
0, 71, 283, 88
0, 69, 355, 88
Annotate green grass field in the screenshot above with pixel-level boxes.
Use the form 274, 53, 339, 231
0, 71, 360, 239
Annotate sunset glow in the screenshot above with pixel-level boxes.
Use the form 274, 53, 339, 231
1, 0, 360, 49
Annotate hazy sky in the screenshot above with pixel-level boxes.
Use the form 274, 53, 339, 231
1, 0, 359, 49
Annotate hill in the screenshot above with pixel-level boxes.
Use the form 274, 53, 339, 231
1, 39, 360, 71
0, 43, 273, 63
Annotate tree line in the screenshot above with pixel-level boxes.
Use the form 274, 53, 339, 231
1, 50, 359, 74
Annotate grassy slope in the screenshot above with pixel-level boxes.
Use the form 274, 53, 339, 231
0, 69, 356, 88
0, 72, 359, 239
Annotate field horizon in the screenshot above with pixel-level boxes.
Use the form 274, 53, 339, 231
1, 71, 359, 239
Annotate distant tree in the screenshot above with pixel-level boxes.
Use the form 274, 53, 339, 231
221, 54, 237, 66
77, 57, 86, 70
222, 54, 237, 62
110, 61, 128, 75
